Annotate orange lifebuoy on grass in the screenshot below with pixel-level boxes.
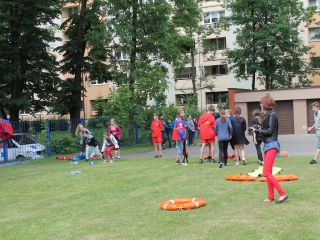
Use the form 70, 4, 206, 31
225, 174, 257, 182
260, 174, 298, 182
160, 198, 206, 211
56, 156, 74, 161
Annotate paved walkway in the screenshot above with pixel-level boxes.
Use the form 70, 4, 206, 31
123, 134, 317, 159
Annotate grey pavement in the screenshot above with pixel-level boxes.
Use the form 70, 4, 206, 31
122, 134, 317, 159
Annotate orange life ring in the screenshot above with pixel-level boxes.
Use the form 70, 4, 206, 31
225, 174, 257, 182
260, 174, 298, 182
56, 156, 74, 161
160, 198, 206, 211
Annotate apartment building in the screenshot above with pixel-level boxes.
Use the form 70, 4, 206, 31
306, 0, 320, 85
173, 1, 251, 111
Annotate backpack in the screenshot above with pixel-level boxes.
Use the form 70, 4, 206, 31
0, 119, 13, 140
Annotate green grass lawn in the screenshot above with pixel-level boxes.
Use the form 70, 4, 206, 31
120, 144, 152, 155
0, 156, 319, 240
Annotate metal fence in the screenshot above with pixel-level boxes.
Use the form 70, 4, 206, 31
0, 119, 151, 162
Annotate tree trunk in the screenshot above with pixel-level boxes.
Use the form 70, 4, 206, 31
70, 0, 87, 134
252, 71, 256, 90
190, 44, 197, 107
128, 0, 138, 144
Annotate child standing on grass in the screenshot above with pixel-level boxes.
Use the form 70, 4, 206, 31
82, 130, 101, 160
108, 118, 121, 159
151, 113, 163, 158
165, 118, 173, 148
215, 110, 233, 168
172, 109, 187, 165
251, 109, 264, 165
101, 131, 119, 164
308, 101, 320, 164
198, 105, 216, 164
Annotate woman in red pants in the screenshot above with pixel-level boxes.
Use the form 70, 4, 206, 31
251, 95, 288, 203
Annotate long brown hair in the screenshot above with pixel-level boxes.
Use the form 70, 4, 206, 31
252, 109, 262, 124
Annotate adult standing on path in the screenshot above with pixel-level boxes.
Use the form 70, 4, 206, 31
108, 118, 121, 159
198, 105, 216, 164
252, 95, 288, 204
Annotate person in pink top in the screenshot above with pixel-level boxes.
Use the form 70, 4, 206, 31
108, 118, 121, 159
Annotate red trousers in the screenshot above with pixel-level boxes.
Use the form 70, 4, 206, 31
263, 148, 286, 200
104, 146, 115, 160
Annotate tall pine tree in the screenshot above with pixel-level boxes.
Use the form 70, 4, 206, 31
56, 0, 110, 121
0, 0, 62, 121
226, 0, 315, 89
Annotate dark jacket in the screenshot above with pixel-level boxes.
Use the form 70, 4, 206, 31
251, 117, 263, 142
256, 110, 278, 143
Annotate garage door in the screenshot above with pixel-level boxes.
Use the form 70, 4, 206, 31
307, 99, 320, 134
247, 100, 294, 135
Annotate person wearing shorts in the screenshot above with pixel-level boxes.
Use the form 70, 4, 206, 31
151, 113, 163, 158
172, 109, 187, 165
198, 105, 216, 164
308, 101, 320, 164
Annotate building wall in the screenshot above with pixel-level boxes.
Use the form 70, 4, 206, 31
233, 86, 320, 134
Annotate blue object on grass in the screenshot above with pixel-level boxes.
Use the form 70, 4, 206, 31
72, 154, 86, 161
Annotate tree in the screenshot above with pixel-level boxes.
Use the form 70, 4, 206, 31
0, 0, 62, 121
173, 0, 226, 106
225, 0, 315, 90
56, 0, 110, 121
104, 0, 186, 142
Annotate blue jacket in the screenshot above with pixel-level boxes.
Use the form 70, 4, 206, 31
215, 118, 233, 141
173, 117, 186, 141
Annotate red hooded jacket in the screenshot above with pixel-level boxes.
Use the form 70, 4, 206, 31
198, 113, 216, 140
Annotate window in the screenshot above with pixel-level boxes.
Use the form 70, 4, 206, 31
309, 0, 320, 8
207, 37, 226, 50
311, 57, 320, 69
206, 92, 228, 104
115, 50, 129, 61
176, 94, 193, 105
309, 28, 320, 42
68, 7, 79, 16
203, 11, 225, 24
90, 79, 106, 85
175, 68, 196, 80
211, 65, 228, 75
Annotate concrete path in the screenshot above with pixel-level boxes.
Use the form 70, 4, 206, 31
122, 134, 317, 159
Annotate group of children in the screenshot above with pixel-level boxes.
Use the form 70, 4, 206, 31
151, 105, 252, 167
75, 118, 121, 163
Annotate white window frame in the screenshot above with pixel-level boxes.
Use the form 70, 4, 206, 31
90, 79, 107, 86
203, 11, 225, 24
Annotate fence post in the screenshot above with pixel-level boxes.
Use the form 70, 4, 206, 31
3, 139, 8, 163
135, 125, 139, 145
46, 120, 51, 157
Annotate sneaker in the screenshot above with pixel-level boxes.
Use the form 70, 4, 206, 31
263, 199, 275, 202
242, 160, 247, 166
176, 160, 181, 165
103, 160, 108, 163
159, 155, 162, 158
154, 155, 159, 158
199, 159, 204, 164
182, 162, 188, 166
236, 161, 240, 166
310, 159, 318, 164
219, 162, 223, 168
276, 195, 288, 204
110, 160, 114, 164
117, 156, 121, 159
258, 161, 264, 166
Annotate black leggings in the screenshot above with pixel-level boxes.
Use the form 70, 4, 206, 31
255, 141, 263, 162
218, 141, 229, 164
